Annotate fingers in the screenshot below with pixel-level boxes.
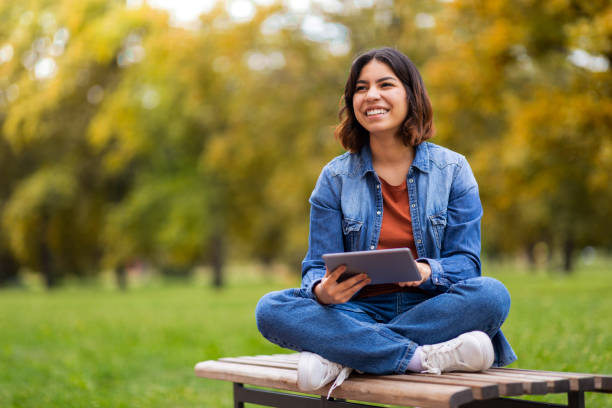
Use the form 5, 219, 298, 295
416, 262, 430, 281
327, 264, 347, 281
331, 274, 370, 303
316, 267, 370, 305
336, 272, 369, 291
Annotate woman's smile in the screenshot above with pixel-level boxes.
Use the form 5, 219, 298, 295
365, 107, 389, 118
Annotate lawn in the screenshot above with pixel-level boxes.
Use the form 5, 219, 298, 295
1, 260, 610, 407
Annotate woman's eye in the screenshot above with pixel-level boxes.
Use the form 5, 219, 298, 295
381, 82, 393, 88
355, 86, 367, 92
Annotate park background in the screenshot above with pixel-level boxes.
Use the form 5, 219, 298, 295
0, 0, 610, 406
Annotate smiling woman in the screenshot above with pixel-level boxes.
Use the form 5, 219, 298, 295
255, 47, 516, 396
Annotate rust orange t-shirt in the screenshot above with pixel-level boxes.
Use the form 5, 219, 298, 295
356, 177, 420, 299
376, 177, 417, 256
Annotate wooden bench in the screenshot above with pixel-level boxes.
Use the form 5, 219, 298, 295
194, 353, 611, 408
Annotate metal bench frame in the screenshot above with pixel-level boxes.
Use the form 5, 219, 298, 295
233, 383, 587, 408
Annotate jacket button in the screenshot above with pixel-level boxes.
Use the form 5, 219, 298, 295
376, 210, 381, 215
408, 178, 414, 183
370, 245, 375, 250
417, 239, 422, 244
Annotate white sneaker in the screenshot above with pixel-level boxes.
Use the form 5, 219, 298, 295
420, 331, 494, 375
297, 352, 353, 397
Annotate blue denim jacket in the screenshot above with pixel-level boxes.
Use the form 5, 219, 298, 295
301, 141, 517, 366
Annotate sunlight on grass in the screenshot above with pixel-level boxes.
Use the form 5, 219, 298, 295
1, 260, 610, 407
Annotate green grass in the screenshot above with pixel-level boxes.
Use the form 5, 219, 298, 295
0, 260, 610, 407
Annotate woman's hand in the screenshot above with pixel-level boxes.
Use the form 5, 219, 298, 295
314, 265, 371, 305
397, 262, 431, 287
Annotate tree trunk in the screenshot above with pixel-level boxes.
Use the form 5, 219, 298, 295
562, 236, 575, 273
210, 232, 224, 289
524, 242, 536, 271
40, 240, 56, 289
115, 264, 127, 291
0, 252, 20, 287
39, 213, 57, 289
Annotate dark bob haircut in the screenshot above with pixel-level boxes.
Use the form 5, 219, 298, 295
335, 47, 434, 153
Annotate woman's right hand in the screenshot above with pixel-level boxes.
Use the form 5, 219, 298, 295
313, 265, 371, 305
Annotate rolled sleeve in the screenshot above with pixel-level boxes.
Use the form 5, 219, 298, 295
301, 270, 323, 299
300, 166, 344, 296
415, 258, 447, 290
418, 156, 482, 291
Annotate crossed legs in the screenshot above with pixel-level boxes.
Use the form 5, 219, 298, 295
255, 277, 510, 375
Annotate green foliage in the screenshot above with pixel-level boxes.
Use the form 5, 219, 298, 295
2, 166, 102, 277
3, 166, 76, 261
421, 0, 612, 266
0, 0, 610, 286
103, 173, 211, 267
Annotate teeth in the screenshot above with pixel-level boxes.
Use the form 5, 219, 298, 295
366, 109, 387, 116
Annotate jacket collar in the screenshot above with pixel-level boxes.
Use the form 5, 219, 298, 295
357, 141, 431, 177
412, 142, 431, 173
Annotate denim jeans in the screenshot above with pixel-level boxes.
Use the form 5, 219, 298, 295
256, 277, 512, 375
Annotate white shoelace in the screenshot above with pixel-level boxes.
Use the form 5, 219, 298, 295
326, 367, 353, 399
421, 339, 463, 375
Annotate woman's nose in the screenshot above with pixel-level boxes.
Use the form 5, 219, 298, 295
366, 86, 380, 100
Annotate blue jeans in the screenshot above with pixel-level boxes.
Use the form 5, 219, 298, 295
256, 277, 512, 375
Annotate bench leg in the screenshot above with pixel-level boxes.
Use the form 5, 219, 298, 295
232, 382, 382, 407
234, 383, 244, 408
568, 391, 584, 408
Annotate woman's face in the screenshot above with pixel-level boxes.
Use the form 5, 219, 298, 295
352, 59, 408, 139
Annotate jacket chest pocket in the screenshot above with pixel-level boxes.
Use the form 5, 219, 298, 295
342, 218, 363, 252
428, 213, 447, 249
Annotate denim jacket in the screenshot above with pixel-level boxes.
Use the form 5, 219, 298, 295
301, 141, 517, 366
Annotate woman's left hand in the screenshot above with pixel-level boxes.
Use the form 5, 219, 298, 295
397, 262, 431, 287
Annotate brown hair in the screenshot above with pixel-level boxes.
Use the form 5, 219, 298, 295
335, 47, 434, 152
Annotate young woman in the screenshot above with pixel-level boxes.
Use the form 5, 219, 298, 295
255, 47, 516, 395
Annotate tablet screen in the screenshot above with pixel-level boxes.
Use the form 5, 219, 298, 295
322, 248, 421, 285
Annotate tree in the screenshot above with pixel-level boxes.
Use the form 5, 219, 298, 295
1, 0, 608, 288
422, 0, 612, 270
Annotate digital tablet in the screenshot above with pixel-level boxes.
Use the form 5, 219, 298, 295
322, 248, 421, 285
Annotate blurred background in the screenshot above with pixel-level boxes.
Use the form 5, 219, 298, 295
1, 1, 611, 407
1, 0, 610, 291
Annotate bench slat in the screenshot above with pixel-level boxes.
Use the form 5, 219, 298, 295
428, 371, 547, 395
422, 372, 523, 396
491, 368, 596, 391
489, 369, 570, 392
483, 369, 569, 393
376, 374, 499, 400
323, 377, 474, 408
195, 360, 298, 389
595, 375, 612, 392
267, 353, 300, 362
195, 360, 474, 408
219, 357, 297, 370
